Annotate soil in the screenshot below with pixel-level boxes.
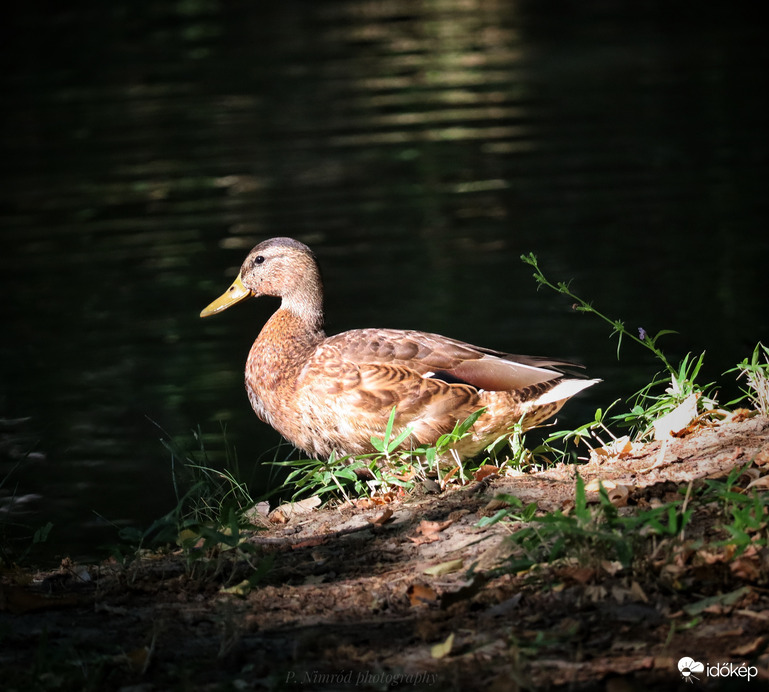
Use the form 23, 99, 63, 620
2, 415, 769, 691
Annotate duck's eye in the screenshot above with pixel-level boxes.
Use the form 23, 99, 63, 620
254, 255, 265, 265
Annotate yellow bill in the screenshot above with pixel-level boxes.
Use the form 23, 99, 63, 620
200, 273, 251, 317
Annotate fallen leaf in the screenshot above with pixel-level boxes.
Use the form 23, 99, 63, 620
407, 534, 440, 545
630, 581, 649, 603
269, 496, 321, 523
735, 609, 769, 621
727, 408, 758, 423
291, 536, 327, 550
440, 467, 460, 488
483, 498, 513, 514
407, 583, 439, 607
601, 560, 625, 576
746, 475, 769, 490
177, 529, 203, 548
583, 479, 630, 507
219, 579, 252, 597
754, 448, 769, 467
424, 559, 464, 576
585, 478, 615, 493
585, 584, 608, 602
683, 586, 751, 616
244, 502, 272, 526
368, 508, 393, 526
730, 555, 762, 581
608, 484, 630, 507
474, 465, 499, 482
653, 392, 700, 441
592, 436, 639, 459
560, 566, 596, 584
394, 467, 416, 482
440, 574, 488, 610
409, 518, 453, 544
431, 632, 455, 659
730, 636, 766, 657
122, 646, 152, 674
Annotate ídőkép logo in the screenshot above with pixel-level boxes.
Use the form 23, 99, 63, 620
678, 657, 758, 683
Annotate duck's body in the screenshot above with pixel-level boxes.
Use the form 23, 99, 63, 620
201, 237, 598, 460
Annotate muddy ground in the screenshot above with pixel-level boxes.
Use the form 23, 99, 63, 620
2, 415, 769, 691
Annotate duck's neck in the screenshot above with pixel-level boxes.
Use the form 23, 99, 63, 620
251, 294, 326, 383
259, 303, 325, 349
279, 285, 324, 336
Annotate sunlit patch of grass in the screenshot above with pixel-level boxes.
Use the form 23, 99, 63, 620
726, 342, 769, 416
272, 408, 493, 503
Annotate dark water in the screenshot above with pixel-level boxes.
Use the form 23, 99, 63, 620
2, 2, 767, 563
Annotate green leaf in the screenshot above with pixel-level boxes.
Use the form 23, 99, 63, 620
387, 424, 415, 454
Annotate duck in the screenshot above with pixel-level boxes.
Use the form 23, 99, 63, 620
201, 237, 599, 462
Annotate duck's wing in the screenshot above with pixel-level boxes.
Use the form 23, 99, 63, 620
321, 328, 579, 392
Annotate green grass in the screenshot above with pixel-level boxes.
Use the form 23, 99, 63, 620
271, 407, 491, 503
477, 474, 694, 573
475, 469, 767, 579
726, 341, 769, 415
100, 425, 271, 589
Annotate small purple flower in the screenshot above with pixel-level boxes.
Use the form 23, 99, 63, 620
638, 327, 647, 341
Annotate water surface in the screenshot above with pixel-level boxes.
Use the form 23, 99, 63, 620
2, 1, 767, 562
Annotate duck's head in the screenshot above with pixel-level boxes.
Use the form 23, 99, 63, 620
200, 237, 323, 325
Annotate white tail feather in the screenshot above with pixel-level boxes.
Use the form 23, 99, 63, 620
532, 378, 600, 407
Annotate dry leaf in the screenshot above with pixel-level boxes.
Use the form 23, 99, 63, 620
440, 575, 488, 610
440, 467, 460, 488
291, 536, 327, 550
269, 496, 321, 523
727, 408, 758, 423
417, 519, 453, 535
652, 392, 699, 440
408, 534, 440, 545
730, 636, 766, 657
601, 560, 625, 576
560, 566, 596, 584
683, 586, 751, 616
585, 478, 615, 493
630, 581, 649, 603
177, 529, 203, 548
474, 465, 499, 482
407, 583, 439, 607
746, 475, 769, 491
754, 448, 769, 467
368, 508, 394, 526
122, 646, 152, 674
592, 436, 639, 459
483, 498, 513, 514
431, 632, 455, 659
585, 584, 608, 602
424, 559, 464, 576
583, 479, 630, 507
220, 579, 252, 597
730, 555, 762, 581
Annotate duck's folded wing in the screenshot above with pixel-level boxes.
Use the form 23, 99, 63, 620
322, 328, 577, 391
